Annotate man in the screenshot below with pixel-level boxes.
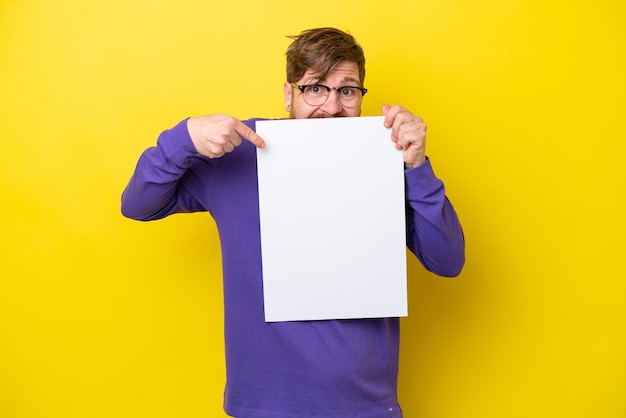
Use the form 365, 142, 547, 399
122, 27, 464, 418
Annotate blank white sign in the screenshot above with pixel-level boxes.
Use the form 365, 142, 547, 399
256, 116, 407, 322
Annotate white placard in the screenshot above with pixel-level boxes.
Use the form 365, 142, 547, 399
256, 116, 407, 322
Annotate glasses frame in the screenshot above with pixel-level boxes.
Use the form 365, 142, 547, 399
291, 83, 368, 108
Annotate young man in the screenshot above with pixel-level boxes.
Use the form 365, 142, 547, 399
122, 27, 464, 418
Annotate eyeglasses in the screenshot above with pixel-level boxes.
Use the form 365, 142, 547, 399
291, 83, 367, 108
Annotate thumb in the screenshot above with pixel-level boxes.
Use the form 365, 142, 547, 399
382, 104, 394, 128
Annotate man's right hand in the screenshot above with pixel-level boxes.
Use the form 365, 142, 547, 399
187, 114, 265, 159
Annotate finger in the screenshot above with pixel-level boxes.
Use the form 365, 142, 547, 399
381, 104, 398, 129
204, 142, 228, 159
393, 111, 425, 143
222, 140, 236, 154
398, 121, 426, 142
389, 107, 411, 141
398, 126, 426, 151
235, 120, 265, 148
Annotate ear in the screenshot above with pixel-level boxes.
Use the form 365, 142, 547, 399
283, 81, 292, 108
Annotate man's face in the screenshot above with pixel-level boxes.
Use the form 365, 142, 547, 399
284, 61, 362, 119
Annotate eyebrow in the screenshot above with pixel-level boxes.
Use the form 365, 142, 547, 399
338, 76, 361, 85
305, 76, 361, 86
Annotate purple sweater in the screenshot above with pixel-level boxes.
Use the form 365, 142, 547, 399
121, 118, 465, 418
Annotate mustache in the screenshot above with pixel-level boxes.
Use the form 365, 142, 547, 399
312, 113, 347, 118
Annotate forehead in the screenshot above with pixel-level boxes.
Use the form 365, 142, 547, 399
301, 61, 361, 85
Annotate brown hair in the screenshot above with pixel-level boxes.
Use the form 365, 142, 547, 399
285, 27, 366, 86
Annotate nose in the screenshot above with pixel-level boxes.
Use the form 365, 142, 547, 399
319, 89, 343, 115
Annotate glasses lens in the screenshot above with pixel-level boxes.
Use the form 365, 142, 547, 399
303, 85, 327, 106
337, 87, 361, 107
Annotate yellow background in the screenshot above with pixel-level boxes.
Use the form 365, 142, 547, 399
1, 0, 624, 417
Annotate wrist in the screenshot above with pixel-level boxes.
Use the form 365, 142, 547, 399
404, 157, 427, 170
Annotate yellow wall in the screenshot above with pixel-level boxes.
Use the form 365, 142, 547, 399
1, 1, 624, 417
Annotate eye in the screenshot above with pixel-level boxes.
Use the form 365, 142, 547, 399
340, 87, 356, 97
307, 85, 325, 95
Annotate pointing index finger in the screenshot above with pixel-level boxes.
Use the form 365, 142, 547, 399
235, 120, 265, 148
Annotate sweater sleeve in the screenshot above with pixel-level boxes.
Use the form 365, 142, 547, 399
121, 118, 206, 221
404, 159, 465, 277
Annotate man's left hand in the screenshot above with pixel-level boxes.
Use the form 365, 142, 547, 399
382, 104, 427, 169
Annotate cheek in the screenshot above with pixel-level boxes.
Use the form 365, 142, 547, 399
291, 100, 316, 119
346, 106, 361, 117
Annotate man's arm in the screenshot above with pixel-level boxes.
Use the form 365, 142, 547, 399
404, 160, 465, 277
382, 104, 465, 276
121, 119, 203, 220
121, 115, 265, 221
